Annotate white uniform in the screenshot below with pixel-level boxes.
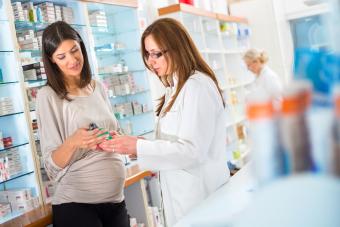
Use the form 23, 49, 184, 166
248, 66, 283, 106
137, 72, 230, 226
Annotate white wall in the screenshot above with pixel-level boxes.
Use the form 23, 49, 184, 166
272, 0, 295, 82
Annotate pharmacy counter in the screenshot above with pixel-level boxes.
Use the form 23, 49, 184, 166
174, 162, 256, 227
175, 162, 340, 227
2, 163, 152, 227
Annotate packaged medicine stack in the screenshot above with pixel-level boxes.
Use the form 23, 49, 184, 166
132, 101, 143, 115
36, 30, 43, 50
54, 5, 62, 21
279, 82, 314, 173
114, 102, 134, 118
22, 62, 46, 81
21, 2, 36, 22
89, 10, 107, 27
103, 76, 120, 97
0, 188, 40, 213
18, 37, 39, 51
0, 131, 4, 150
98, 62, 128, 74
0, 156, 9, 181
247, 91, 285, 186
27, 87, 40, 111
61, 6, 74, 24
37, 2, 56, 24
0, 97, 14, 116
17, 29, 39, 51
121, 74, 139, 93
5, 148, 23, 176
11, 2, 25, 21
0, 203, 11, 218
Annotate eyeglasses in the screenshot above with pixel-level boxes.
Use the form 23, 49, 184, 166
145, 50, 167, 60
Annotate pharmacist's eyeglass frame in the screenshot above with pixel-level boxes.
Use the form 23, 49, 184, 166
145, 50, 168, 60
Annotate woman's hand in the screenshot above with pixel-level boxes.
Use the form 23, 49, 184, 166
99, 135, 138, 155
67, 128, 108, 150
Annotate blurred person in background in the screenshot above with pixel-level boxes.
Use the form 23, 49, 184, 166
243, 48, 283, 106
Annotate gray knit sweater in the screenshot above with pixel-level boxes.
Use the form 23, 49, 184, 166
36, 81, 126, 205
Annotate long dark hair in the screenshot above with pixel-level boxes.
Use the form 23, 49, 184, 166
42, 21, 92, 101
141, 18, 225, 116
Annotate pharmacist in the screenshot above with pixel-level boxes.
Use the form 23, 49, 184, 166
98, 18, 230, 226
243, 48, 283, 106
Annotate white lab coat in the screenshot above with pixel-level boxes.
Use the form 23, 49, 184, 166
137, 72, 230, 226
248, 66, 283, 106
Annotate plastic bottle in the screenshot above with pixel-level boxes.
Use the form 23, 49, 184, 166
247, 91, 285, 186
36, 6, 43, 23
331, 84, 340, 176
279, 82, 314, 173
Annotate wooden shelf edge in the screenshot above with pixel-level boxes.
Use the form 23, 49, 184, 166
80, 0, 138, 8
158, 3, 216, 19
125, 166, 152, 187
216, 13, 249, 24
25, 215, 52, 227
158, 4, 248, 24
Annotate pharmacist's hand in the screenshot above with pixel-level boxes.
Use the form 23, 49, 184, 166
67, 128, 107, 150
99, 135, 138, 155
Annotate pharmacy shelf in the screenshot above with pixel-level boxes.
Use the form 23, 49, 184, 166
91, 27, 139, 36
225, 115, 246, 128
136, 129, 154, 137
95, 48, 140, 56
15, 20, 86, 30
223, 49, 247, 54
19, 49, 41, 55
1, 1, 155, 225
0, 111, 24, 118
98, 69, 145, 76
109, 89, 149, 99
0, 81, 19, 85
115, 110, 153, 121
138, 130, 154, 139
0, 142, 29, 153
201, 49, 223, 54
222, 79, 254, 90
230, 147, 251, 169
0, 210, 25, 224
25, 79, 47, 83
0, 170, 34, 185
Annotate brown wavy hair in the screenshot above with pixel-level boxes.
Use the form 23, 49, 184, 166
141, 18, 225, 116
42, 21, 92, 101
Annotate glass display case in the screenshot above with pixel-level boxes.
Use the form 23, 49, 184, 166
0, 0, 156, 224
87, 2, 154, 136
0, 0, 40, 223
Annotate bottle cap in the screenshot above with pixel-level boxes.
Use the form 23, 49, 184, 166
246, 90, 274, 120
